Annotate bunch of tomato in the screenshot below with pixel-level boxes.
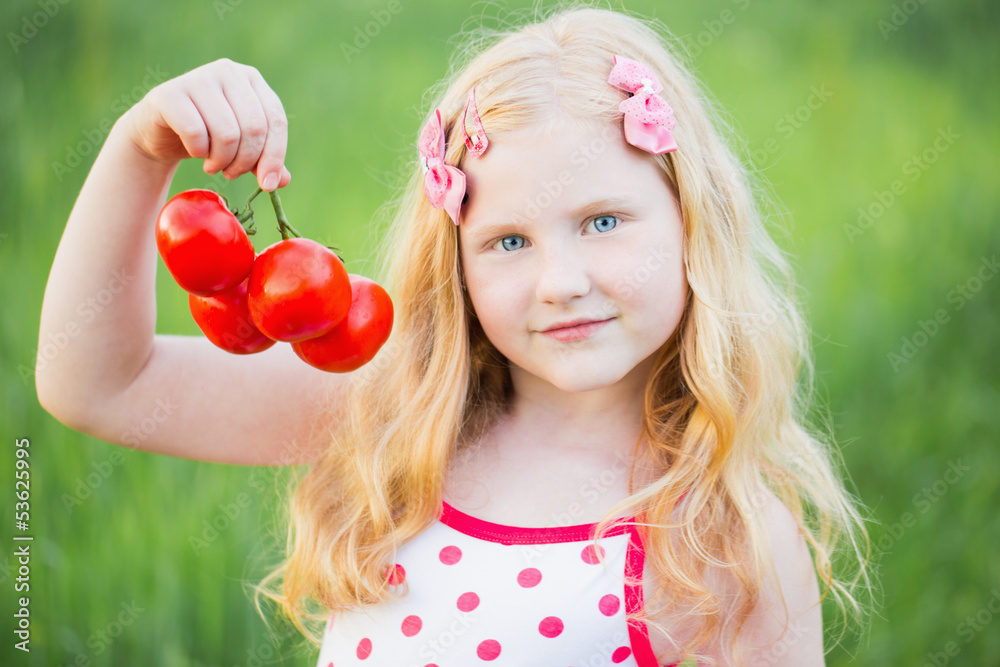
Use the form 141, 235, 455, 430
155, 187, 393, 373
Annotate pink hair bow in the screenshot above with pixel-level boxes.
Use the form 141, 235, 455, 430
607, 54, 678, 155
419, 109, 466, 225
417, 89, 489, 226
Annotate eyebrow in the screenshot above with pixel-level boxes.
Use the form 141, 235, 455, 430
467, 196, 636, 240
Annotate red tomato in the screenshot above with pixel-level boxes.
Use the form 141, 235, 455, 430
156, 189, 255, 296
291, 275, 394, 373
189, 277, 276, 354
247, 238, 352, 342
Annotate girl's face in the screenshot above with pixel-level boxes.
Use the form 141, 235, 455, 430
458, 114, 688, 396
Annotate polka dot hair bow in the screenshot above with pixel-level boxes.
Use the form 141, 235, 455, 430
417, 88, 489, 225
607, 54, 678, 154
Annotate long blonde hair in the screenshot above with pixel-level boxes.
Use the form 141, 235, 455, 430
254, 3, 872, 663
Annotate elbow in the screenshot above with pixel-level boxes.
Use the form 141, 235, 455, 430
35, 366, 93, 435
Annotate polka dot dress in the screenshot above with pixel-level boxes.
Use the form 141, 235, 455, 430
315, 502, 674, 667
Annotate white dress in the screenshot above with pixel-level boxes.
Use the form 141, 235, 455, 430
314, 500, 672, 666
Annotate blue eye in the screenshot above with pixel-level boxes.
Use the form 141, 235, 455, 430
496, 236, 525, 251
590, 215, 619, 233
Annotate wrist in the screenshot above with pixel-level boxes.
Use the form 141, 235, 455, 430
109, 107, 180, 176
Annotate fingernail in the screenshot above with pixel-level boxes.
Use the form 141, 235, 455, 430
262, 172, 278, 191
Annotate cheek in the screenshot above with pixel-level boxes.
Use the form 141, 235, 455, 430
465, 270, 525, 339
613, 244, 687, 321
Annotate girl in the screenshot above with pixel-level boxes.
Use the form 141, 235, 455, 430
37, 5, 870, 666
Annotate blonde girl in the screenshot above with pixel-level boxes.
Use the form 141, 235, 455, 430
38, 4, 870, 666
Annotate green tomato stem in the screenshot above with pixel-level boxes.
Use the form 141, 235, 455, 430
269, 190, 303, 240
235, 186, 263, 234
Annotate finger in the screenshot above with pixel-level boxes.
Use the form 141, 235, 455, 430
188, 86, 242, 176
247, 69, 288, 191
219, 73, 269, 180
156, 94, 210, 160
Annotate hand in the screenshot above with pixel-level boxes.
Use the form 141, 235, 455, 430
122, 58, 291, 191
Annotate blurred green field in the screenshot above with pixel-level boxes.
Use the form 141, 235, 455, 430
1, 0, 998, 664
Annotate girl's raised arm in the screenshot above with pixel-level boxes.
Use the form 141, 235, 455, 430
36, 59, 349, 466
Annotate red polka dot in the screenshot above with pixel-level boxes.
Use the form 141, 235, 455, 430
386, 564, 406, 586
401, 615, 422, 637
599, 594, 621, 616
357, 637, 372, 659
581, 544, 606, 564
538, 616, 564, 638
326, 616, 334, 634
517, 567, 542, 587
477, 639, 501, 660
611, 646, 631, 663
457, 591, 480, 611
439, 545, 462, 564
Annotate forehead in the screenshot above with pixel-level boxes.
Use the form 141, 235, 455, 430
459, 115, 669, 230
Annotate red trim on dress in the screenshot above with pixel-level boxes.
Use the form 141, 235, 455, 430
439, 500, 632, 545
624, 522, 667, 667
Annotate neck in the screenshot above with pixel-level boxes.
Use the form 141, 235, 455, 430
499, 362, 653, 461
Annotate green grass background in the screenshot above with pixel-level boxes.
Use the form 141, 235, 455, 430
2, 0, 998, 664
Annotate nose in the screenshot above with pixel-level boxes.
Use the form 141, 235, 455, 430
533, 241, 591, 304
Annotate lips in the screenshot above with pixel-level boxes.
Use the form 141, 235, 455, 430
539, 317, 613, 342
541, 317, 610, 333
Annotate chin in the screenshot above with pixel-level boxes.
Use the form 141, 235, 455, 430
546, 368, 625, 394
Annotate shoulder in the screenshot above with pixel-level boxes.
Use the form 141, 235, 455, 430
738, 484, 826, 666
